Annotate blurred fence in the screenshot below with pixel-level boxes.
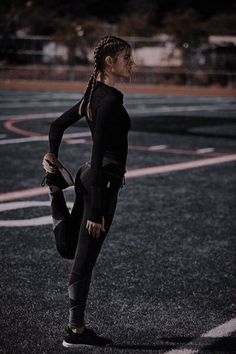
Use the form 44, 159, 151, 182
0, 65, 235, 87
1, 35, 236, 87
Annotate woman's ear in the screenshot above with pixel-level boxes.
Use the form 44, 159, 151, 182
105, 56, 113, 68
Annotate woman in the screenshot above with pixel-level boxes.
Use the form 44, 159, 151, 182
42, 35, 134, 348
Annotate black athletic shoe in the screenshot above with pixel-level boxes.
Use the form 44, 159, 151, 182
41, 159, 74, 190
62, 326, 113, 348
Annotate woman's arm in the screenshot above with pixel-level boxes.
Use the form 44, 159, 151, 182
49, 99, 83, 157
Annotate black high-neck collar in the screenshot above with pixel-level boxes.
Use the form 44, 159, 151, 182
95, 80, 123, 100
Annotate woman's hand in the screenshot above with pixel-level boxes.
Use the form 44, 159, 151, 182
86, 217, 105, 238
42, 152, 58, 173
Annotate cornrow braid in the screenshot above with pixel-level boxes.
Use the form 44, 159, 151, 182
78, 36, 131, 121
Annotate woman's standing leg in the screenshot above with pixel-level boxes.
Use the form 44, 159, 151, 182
68, 174, 119, 328
49, 189, 72, 258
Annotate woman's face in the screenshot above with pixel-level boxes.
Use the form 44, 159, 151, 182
112, 49, 134, 79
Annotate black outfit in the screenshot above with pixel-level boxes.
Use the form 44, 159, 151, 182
48, 81, 131, 327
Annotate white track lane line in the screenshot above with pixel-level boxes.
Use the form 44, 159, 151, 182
163, 317, 236, 354
0, 153, 236, 202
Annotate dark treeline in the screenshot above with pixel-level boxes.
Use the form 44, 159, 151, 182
0, 0, 236, 38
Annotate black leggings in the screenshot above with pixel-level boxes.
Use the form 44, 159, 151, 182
49, 163, 122, 327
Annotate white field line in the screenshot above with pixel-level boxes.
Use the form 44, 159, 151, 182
163, 317, 236, 354
1, 102, 236, 121
0, 136, 226, 157
0, 132, 91, 144
0, 102, 77, 109
0, 103, 235, 113
0, 112, 62, 121
0, 153, 236, 202
196, 148, 215, 154
148, 145, 168, 150
0, 200, 73, 226
127, 104, 236, 116
66, 138, 89, 144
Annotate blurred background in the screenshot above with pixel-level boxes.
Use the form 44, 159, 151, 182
1, 0, 236, 87
1, 3, 236, 353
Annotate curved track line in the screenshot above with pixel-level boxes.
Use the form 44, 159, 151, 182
4, 118, 44, 137
3, 112, 62, 137
4, 115, 49, 137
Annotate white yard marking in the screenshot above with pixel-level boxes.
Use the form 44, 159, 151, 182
148, 145, 168, 150
164, 350, 197, 354
127, 104, 236, 116
0, 102, 76, 109
66, 138, 88, 144
163, 317, 236, 354
0, 132, 91, 145
196, 148, 215, 154
0, 112, 62, 121
0, 201, 73, 226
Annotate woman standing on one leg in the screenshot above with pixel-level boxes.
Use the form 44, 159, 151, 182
42, 36, 134, 348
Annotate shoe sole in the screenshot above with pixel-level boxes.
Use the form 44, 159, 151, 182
62, 340, 111, 348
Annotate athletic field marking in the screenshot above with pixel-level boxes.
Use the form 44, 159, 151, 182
126, 153, 236, 178
0, 135, 225, 157
0, 132, 91, 145
0, 186, 53, 202
196, 148, 215, 154
1, 112, 62, 121
0, 129, 225, 157
1, 113, 232, 157
148, 145, 168, 150
163, 317, 236, 354
1, 104, 235, 114
63, 140, 225, 157
0, 102, 76, 109
66, 138, 89, 144
3, 112, 67, 136
146, 147, 221, 156
4, 118, 46, 137
0, 201, 73, 226
0, 153, 236, 202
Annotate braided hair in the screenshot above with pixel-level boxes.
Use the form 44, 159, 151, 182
78, 36, 131, 120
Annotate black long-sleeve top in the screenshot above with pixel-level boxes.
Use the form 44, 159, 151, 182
49, 81, 131, 223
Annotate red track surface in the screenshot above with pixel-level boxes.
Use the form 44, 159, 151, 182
1, 79, 236, 97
